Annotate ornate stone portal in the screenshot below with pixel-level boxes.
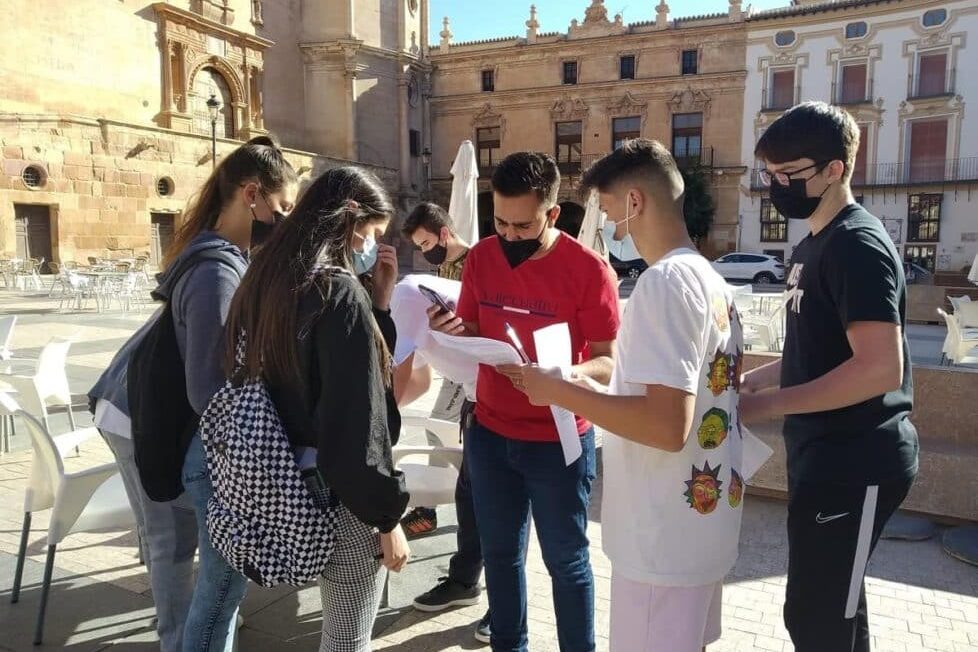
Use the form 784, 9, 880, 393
154, 2, 272, 141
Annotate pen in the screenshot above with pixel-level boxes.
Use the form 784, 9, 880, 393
503, 322, 531, 364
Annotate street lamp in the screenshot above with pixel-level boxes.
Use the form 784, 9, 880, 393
421, 146, 432, 194
206, 94, 221, 169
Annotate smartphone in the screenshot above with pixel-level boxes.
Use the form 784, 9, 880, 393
418, 284, 453, 314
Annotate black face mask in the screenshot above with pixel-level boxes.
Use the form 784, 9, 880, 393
423, 241, 448, 266
250, 211, 286, 248
498, 222, 547, 269
770, 176, 831, 221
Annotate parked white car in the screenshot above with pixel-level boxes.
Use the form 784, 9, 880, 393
712, 253, 786, 284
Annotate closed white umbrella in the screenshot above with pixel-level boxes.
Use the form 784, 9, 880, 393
969, 252, 978, 285
577, 189, 607, 259
449, 141, 480, 246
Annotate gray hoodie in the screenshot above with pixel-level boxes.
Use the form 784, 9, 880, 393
88, 231, 248, 419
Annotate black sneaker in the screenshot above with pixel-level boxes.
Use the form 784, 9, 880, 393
474, 610, 491, 644
400, 506, 438, 539
412, 577, 481, 612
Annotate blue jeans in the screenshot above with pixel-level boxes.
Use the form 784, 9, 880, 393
100, 430, 197, 652
466, 423, 596, 652
181, 434, 248, 652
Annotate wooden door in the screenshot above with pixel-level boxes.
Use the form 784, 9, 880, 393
14, 204, 53, 272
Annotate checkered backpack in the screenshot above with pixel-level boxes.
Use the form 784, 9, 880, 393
198, 335, 341, 587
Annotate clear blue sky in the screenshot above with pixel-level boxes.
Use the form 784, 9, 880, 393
429, 0, 788, 44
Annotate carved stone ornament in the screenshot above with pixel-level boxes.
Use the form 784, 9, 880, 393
472, 103, 503, 127
550, 97, 590, 120
569, 0, 626, 39
669, 87, 712, 115
607, 91, 647, 118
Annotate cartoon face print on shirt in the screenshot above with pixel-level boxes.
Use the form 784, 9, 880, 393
706, 351, 736, 396
711, 294, 730, 333
684, 461, 723, 515
728, 469, 744, 508
697, 408, 731, 449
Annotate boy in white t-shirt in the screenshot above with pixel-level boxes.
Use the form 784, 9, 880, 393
521, 139, 745, 652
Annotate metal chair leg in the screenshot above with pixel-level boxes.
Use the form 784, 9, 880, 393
33, 544, 57, 645
11, 512, 31, 603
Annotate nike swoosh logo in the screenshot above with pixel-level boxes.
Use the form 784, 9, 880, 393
815, 512, 850, 524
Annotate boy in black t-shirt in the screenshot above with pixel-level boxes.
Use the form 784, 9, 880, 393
741, 102, 918, 652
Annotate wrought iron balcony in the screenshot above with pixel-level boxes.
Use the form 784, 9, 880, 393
907, 68, 957, 100
750, 157, 978, 191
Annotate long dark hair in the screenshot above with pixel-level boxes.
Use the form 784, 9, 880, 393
225, 166, 395, 385
164, 135, 297, 269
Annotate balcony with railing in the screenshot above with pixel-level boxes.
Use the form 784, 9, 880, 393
908, 67, 957, 100
833, 77, 875, 106
750, 157, 978, 190
761, 85, 801, 112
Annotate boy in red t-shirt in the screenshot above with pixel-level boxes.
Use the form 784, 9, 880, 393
429, 152, 620, 651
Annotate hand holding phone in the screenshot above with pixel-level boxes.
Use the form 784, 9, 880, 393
418, 284, 453, 314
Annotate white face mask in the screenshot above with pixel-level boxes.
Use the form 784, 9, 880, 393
601, 197, 642, 262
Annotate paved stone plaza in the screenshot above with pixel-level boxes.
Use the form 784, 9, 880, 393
0, 287, 976, 651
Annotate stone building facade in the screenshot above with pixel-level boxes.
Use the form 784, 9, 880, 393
738, 0, 978, 273
426, 0, 749, 257
0, 0, 417, 266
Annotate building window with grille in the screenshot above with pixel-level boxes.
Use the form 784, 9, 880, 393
477, 126, 501, 172
671, 112, 703, 166
768, 69, 796, 110
482, 69, 495, 92
852, 124, 869, 186
839, 63, 868, 104
612, 116, 642, 150
192, 67, 234, 138
555, 121, 583, 171
908, 118, 948, 183
908, 193, 942, 242
775, 30, 796, 47
620, 55, 636, 80
563, 61, 578, 85
681, 50, 698, 75
914, 51, 949, 98
760, 199, 788, 242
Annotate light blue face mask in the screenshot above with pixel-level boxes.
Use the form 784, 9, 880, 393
353, 232, 378, 275
601, 199, 642, 262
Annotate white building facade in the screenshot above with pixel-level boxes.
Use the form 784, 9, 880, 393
738, 0, 978, 274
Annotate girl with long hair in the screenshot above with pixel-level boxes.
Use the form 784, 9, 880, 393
89, 136, 298, 652
224, 166, 411, 651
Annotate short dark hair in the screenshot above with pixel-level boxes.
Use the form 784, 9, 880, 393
402, 202, 452, 239
581, 138, 684, 204
491, 152, 561, 207
754, 102, 860, 180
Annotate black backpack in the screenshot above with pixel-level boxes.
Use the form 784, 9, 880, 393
128, 250, 238, 502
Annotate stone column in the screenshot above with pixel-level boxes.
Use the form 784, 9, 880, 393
398, 71, 411, 190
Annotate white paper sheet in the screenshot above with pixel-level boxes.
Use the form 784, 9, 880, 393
741, 426, 774, 481
532, 323, 582, 466
427, 331, 523, 368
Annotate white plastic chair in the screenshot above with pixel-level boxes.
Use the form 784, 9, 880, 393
2, 393, 135, 645
743, 303, 786, 352
0, 315, 16, 361
3, 339, 79, 436
948, 295, 972, 314
937, 308, 978, 365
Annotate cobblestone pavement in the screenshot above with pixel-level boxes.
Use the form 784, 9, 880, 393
1, 288, 976, 651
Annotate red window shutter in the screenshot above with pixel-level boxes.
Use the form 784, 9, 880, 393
771, 70, 795, 109
918, 53, 947, 97
909, 119, 948, 182
841, 64, 867, 103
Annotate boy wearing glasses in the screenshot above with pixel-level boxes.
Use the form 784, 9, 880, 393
741, 102, 918, 652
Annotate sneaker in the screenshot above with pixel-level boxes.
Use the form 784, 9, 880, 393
400, 506, 438, 539
412, 577, 481, 612
474, 610, 491, 644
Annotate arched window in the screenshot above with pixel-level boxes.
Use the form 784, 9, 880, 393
193, 67, 234, 138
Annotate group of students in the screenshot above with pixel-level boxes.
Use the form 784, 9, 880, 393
88, 100, 917, 652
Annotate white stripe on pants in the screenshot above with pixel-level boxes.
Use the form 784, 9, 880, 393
318, 504, 387, 652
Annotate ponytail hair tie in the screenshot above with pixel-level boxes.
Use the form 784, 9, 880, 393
346, 199, 360, 211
